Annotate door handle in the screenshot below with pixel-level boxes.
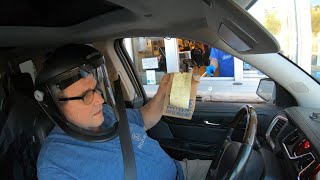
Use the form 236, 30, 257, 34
204, 121, 220, 126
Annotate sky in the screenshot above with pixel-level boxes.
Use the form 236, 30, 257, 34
311, 0, 320, 6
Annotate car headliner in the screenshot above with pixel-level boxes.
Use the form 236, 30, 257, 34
0, 0, 278, 54
0, 0, 319, 109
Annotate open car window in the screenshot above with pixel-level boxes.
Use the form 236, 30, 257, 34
123, 37, 267, 103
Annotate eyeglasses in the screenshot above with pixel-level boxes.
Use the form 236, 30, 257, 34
59, 89, 102, 105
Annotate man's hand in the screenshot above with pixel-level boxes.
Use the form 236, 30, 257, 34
140, 74, 170, 131
156, 74, 170, 98
206, 66, 216, 77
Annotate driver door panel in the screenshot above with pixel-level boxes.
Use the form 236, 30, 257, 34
149, 101, 280, 160
149, 120, 226, 160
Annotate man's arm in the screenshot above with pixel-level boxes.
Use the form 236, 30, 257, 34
209, 48, 219, 69
140, 74, 170, 131
205, 48, 219, 76
209, 57, 218, 69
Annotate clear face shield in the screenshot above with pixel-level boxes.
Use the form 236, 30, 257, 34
36, 63, 120, 142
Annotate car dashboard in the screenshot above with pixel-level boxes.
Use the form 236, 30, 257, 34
265, 107, 320, 179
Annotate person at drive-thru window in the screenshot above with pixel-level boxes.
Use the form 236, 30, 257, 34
206, 47, 234, 77
191, 44, 204, 66
35, 44, 211, 180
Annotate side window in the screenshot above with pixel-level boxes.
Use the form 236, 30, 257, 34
123, 38, 168, 97
123, 38, 267, 103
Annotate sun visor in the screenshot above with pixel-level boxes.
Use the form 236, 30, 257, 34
203, 0, 280, 54
218, 23, 252, 52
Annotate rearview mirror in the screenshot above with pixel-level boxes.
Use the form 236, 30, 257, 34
233, 0, 257, 10
256, 78, 276, 103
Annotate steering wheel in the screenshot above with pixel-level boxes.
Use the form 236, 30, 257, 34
206, 104, 258, 180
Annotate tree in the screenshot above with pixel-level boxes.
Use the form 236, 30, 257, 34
311, 5, 320, 34
263, 11, 282, 35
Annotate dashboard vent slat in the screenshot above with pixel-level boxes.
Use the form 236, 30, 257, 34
270, 118, 287, 142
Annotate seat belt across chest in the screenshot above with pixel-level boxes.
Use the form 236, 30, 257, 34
114, 77, 137, 180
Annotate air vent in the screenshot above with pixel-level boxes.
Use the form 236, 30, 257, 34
266, 115, 288, 149
270, 118, 286, 140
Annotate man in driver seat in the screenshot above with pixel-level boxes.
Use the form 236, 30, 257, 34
35, 44, 212, 180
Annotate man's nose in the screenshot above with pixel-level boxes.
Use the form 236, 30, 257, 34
93, 91, 104, 105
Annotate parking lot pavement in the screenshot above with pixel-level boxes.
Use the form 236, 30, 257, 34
143, 80, 264, 102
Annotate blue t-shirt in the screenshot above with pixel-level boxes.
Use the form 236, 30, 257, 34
37, 105, 183, 180
209, 48, 234, 77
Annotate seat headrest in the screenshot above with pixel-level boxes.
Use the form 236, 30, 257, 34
10, 73, 34, 97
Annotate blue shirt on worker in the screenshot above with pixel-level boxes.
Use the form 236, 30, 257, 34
209, 48, 234, 77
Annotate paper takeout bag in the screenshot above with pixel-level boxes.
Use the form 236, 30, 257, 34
162, 73, 200, 120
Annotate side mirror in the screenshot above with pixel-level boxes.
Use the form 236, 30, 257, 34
256, 78, 276, 103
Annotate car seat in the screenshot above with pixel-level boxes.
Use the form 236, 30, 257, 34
0, 73, 8, 132
0, 73, 55, 180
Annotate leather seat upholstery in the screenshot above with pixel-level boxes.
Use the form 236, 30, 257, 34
0, 73, 54, 180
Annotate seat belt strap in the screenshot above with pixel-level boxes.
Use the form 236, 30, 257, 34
114, 77, 136, 180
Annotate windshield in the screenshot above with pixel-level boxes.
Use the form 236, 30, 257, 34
243, 0, 320, 82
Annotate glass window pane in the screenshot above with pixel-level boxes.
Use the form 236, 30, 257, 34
246, 0, 320, 82
130, 37, 167, 86
123, 38, 267, 103
311, 3, 320, 82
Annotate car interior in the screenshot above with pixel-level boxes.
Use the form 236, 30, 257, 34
0, 0, 320, 179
